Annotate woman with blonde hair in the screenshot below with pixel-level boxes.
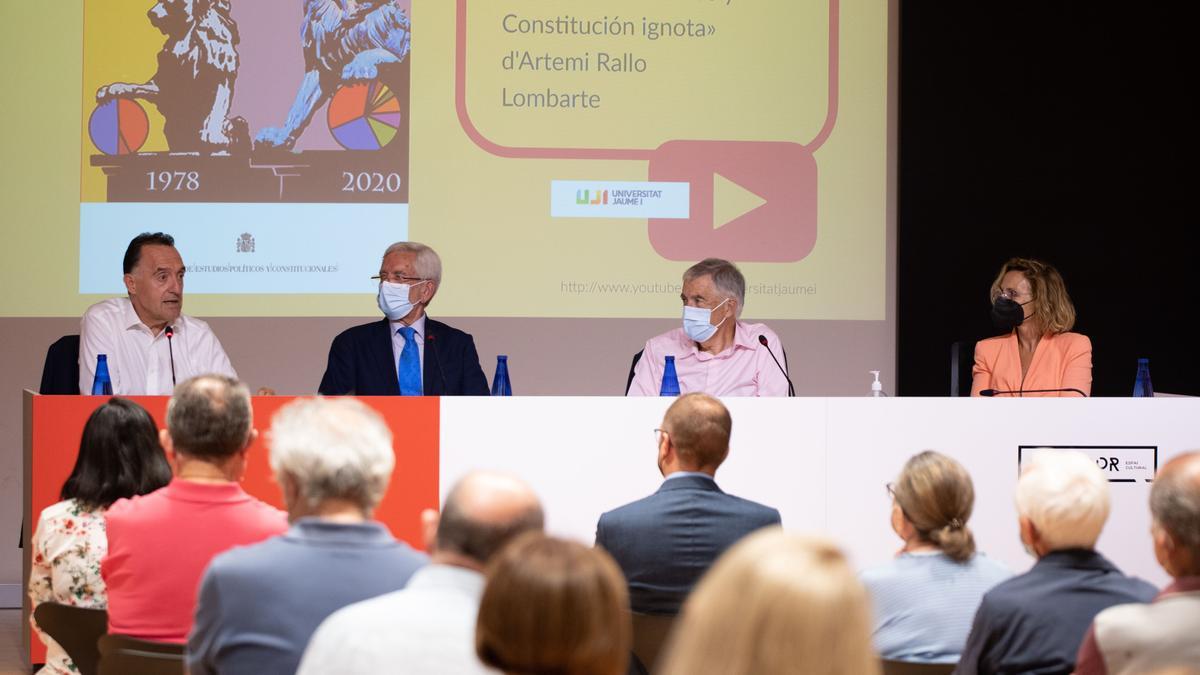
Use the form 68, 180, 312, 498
860, 450, 1010, 663
972, 257, 1092, 396
659, 528, 879, 675
476, 533, 631, 675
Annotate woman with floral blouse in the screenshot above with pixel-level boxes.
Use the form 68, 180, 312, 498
29, 397, 172, 675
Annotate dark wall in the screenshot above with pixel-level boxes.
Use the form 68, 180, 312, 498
898, 4, 1193, 396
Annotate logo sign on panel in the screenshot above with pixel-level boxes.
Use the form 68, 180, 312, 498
1018, 446, 1158, 483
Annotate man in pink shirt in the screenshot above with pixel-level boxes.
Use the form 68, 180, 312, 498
102, 374, 287, 642
627, 258, 792, 397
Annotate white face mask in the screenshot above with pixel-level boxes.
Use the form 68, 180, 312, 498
682, 298, 729, 343
377, 280, 427, 321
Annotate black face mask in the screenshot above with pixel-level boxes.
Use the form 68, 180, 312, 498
991, 297, 1026, 331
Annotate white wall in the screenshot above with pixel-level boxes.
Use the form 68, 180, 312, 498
441, 397, 1200, 588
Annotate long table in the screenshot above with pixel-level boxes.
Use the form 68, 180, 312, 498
23, 393, 1199, 664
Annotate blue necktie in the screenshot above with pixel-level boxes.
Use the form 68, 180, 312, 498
397, 326, 422, 396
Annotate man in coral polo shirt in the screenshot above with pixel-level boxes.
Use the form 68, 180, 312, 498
102, 375, 287, 642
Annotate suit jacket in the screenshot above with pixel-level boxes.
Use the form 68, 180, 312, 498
318, 317, 489, 396
188, 519, 428, 675
971, 331, 1092, 397
955, 549, 1157, 675
595, 474, 781, 615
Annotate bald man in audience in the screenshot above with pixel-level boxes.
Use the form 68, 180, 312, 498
1075, 451, 1200, 675
595, 392, 781, 616
956, 451, 1157, 675
296, 471, 545, 675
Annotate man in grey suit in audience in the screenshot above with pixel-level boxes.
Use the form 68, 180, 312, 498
187, 397, 427, 675
296, 471, 545, 675
595, 392, 782, 616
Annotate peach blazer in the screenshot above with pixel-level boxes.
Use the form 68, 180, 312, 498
971, 331, 1092, 397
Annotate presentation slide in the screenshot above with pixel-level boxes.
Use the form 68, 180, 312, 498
61, 0, 888, 320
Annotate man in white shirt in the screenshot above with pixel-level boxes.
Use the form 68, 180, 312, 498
79, 232, 236, 395
296, 471, 545, 675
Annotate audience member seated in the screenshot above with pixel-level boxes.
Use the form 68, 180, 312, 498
28, 398, 172, 675
595, 392, 781, 615
1075, 451, 1200, 674
476, 534, 630, 675
101, 375, 288, 642
187, 397, 429, 674
298, 471, 544, 675
659, 528, 880, 675
956, 451, 1157, 674
861, 451, 1010, 663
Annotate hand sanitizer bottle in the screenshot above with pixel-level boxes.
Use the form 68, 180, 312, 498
870, 370, 885, 397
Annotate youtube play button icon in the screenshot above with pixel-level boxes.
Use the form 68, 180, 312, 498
647, 140, 818, 262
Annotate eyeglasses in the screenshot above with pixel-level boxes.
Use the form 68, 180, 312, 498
886, 482, 915, 520
654, 428, 669, 442
372, 273, 427, 284
991, 288, 1030, 302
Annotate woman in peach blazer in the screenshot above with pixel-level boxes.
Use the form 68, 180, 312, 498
972, 258, 1092, 397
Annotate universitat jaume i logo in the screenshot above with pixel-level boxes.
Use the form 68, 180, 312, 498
575, 189, 609, 205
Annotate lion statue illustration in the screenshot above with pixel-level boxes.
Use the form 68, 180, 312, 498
96, 0, 249, 154
255, 0, 412, 151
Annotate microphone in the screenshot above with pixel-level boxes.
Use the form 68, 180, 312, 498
164, 325, 177, 387
757, 335, 795, 397
980, 387, 1087, 397
426, 334, 447, 394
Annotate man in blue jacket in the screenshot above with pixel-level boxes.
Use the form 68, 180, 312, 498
956, 450, 1157, 675
595, 392, 782, 615
319, 241, 489, 396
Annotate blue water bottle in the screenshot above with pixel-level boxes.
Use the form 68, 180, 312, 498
491, 355, 512, 396
660, 355, 680, 396
1132, 358, 1153, 397
92, 354, 113, 395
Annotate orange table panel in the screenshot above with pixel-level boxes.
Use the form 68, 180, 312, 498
23, 393, 440, 665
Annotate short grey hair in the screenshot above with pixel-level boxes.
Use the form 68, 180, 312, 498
1150, 452, 1200, 563
167, 375, 252, 460
267, 397, 395, 515
683, 258, 745, 316
383, 241, 443, 285
1016, 450, 1110, 551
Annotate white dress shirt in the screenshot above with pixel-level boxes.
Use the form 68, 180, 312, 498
79, 297, 237, 395
297, 564, 498, 675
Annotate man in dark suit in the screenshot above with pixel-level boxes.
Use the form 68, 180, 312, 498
318, 242, 489, 396
595, 392, 781, 615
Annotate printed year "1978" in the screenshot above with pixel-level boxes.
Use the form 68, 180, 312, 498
147, 171, 200, 191
342, 172, 402, 193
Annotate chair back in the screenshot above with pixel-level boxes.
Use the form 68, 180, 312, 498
97, 634, 185, 675
949, 340, 975, 396
40, 334, 81, 395
626, 349, 644, 394
32, 603, 108, 675
630, 612, 676, 674
881, 659, 957, 675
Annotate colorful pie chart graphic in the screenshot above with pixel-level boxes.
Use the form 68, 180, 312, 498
327, 81, 402, 151
89, 99, 150, 155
